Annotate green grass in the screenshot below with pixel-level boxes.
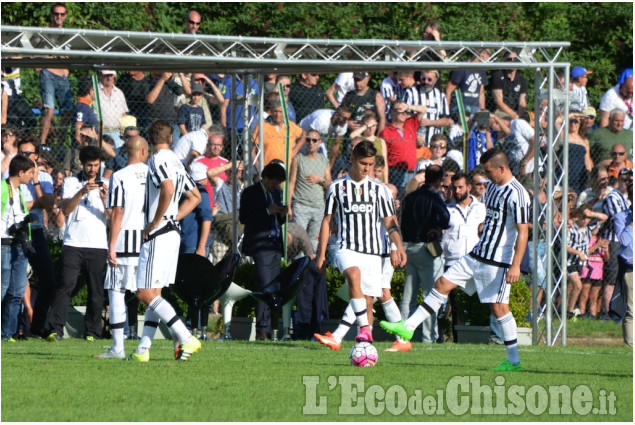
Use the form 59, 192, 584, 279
566, 317, 623, 339
2, 339, 632, 422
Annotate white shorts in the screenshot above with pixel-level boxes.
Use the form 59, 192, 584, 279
104, 264, 138, 292
381, 256, 394, 290
443, 254, 511, 304
335, 249, 382, 297
137, 231, 181, 289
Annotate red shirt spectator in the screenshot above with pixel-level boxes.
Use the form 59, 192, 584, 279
379, 115, 419, 171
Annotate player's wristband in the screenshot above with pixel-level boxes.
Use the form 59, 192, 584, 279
390, 242, 397, 251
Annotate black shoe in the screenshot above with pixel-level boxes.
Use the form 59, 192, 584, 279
256, 330, 270, 341
14, 333, 28, 341
46, 332, 63, 342
30, 328, 48, 339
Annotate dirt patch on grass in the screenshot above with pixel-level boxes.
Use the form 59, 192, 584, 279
567, 337, 625, 346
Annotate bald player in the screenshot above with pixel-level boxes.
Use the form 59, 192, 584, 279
97, 136, 150, 359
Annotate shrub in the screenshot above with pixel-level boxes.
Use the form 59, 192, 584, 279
453, 276, 532, 327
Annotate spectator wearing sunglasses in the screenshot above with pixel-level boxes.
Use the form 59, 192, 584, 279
605, 144, 633, 179
36, 3, 74, 146
183, 10, 202, 34
288, 130, 331, 252
589, 109, 633, 164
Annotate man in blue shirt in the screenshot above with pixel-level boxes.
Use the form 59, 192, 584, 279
614, 179, 633, 347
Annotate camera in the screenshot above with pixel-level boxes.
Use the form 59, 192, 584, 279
7, 213, 38, 256
475, 112, 490, 130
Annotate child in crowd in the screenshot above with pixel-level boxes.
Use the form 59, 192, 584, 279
577, 229, 609, 319
565, 207, 602, 319
177, 83, 207, 134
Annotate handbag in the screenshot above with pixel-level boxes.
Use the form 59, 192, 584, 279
426, 240, 443, 258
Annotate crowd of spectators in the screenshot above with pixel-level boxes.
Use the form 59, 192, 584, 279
0, 5, 632, 343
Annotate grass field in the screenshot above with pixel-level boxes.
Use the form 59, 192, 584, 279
1, 337, 632, 422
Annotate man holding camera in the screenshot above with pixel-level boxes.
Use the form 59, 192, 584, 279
1, 155, 36, 341
46, 146, 110, 341
15, 138, 58, 339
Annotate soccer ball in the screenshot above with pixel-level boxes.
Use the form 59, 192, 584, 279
349, 342, 378, 367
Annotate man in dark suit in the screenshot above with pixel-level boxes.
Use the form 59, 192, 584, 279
239, 162, 288, 340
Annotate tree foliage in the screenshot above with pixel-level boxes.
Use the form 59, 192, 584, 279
1, 2, 632, 107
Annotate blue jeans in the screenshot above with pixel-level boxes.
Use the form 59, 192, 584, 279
39, 69, 73, 112
1, 244, 29, 339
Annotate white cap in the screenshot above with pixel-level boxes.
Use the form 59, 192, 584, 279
189, 162, 208, 182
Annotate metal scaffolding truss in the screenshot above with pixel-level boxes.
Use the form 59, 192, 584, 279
1, 26, 571, 346
1, 26, 569, 73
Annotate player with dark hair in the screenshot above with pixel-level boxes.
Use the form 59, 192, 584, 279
315, 140, 406, 346
382, 147, 531, 371
128, 120, 202, 361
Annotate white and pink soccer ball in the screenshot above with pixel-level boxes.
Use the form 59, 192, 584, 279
349, 342, 378, 367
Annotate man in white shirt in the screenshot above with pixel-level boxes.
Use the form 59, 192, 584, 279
171, 128, 209, 166
47, 146, 110, 342
299, 106, 351, 160
1, 156, 36, 341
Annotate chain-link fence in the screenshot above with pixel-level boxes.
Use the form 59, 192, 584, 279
3, 64, 628, 343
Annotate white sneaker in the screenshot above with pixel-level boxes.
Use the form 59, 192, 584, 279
95, 348, 125, 359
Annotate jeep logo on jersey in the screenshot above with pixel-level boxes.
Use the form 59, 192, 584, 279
486, 207, 501, 221
343, 202, 374, 214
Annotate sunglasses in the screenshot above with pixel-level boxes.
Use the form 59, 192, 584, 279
19, 151, 36, 156
430, 145, 446, 149
612, 152, 626, 156
2, 132, 15, 137
422, 77, 435, 82
442, 185, 450, 190
569, 119, 579, 124
392, 110, 408, 115
187, 19, 201, 25
306, 138, 321, 143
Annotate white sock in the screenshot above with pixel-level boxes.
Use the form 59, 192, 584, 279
108, 289, 126, 352
137, 308, 160, 354
350, 298, 369, 329
382, 297, 406, 342
148, 296, 192, 345
405, 289, 447, 331
497, 312, 520, 365
332, 304, 355, 343
382, 298, 402, 322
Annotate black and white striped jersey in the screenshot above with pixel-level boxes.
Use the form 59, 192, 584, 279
567, 221, 597, 266
107, 162, 148, 258
396, 85, 422, 106
417, 87, 450, 147
325, 175, 395, 255
145, 149, 195, 231
470, 178, 531, 267
602, 188, 631, 242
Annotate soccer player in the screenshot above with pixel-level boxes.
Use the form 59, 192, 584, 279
96, 136, 149, 359
382, 147, 530, 371
128, 120, 202, 362
315, 140, 407, 345
314, 181, 410, 351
